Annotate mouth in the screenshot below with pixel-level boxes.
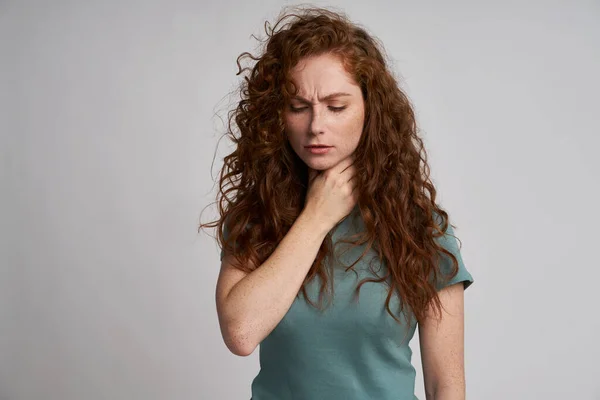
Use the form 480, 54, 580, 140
305, 145, 333, 155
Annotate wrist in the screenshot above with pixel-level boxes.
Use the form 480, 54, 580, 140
298, 208, 332, 238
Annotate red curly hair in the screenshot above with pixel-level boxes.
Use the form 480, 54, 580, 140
200, 5, 462, 335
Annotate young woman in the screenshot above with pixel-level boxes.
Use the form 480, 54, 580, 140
202, 6, 474, 400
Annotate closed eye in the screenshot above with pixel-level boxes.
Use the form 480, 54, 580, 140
289, 106, 346, 113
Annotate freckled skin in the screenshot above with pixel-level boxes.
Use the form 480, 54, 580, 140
284, 53, 366, 171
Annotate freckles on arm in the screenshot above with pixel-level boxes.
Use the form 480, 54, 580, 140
418, 282, 466, 400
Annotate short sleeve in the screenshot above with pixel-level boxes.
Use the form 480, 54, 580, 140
434, 222, 474, 291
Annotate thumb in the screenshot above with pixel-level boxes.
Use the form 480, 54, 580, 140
308, 167, 318, 184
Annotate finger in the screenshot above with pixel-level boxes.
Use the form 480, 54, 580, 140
350, 174, 360, 193
339, 156, 356, 174
341, 165, 358, 183
308, 167, 317, 183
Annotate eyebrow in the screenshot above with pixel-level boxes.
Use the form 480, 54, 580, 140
291, 92, 352, 104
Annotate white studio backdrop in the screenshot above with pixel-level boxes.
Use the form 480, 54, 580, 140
1, 1, 599, 399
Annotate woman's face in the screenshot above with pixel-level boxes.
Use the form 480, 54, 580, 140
283, 53, 365, 172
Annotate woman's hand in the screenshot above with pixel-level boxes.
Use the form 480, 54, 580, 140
303, 155, 359, 230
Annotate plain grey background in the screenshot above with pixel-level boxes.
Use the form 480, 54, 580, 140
1, 1, 599, 399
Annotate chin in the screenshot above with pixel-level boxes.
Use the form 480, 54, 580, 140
302, 157, 340, 171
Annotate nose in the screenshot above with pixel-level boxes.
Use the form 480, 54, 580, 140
309, 108, 325, 135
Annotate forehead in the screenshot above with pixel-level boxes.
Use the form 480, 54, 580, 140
289, 54, 358, 93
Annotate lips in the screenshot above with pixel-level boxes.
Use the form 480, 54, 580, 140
305, 145, 332, 148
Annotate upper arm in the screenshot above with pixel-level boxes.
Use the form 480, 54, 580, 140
419, 218, 474, 397
215, 251, 250, 310
215, 221, 251, 310
418, 282, 466, 397
214, 249, 258, 355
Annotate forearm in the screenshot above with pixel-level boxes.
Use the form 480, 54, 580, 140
221, 210, 331, 354
426, 385, 465, 400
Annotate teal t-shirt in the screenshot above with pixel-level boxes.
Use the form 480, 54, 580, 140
220, 209, 474, 400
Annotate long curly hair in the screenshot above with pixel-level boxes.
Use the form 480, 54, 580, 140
200, 5, 462, 334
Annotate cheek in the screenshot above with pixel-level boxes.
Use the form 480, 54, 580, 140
284, 118, 304, 140
343, 111, 364, 135
283, 125, 300, 145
